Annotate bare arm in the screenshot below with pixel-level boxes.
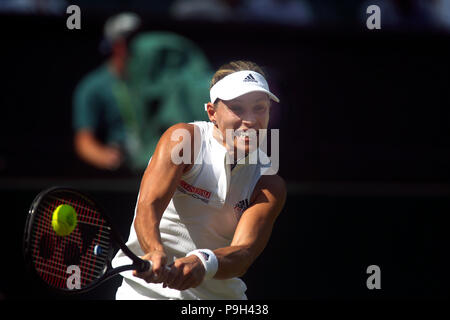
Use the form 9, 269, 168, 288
74, 129, 122, 170
132, 123, 196, 281
214, 174, 287, 278
162, 174, 287, 290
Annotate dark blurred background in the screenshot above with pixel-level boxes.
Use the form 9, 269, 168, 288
1, 0, 450, 300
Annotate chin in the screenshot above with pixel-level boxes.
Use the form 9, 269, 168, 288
234, 143, 257, 160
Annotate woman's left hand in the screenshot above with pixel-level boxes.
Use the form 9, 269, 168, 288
162, 255, 206, 291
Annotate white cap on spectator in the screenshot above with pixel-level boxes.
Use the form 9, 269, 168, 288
104, 12, 141, 44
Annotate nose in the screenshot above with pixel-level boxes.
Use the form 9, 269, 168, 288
240, 111, 257, 128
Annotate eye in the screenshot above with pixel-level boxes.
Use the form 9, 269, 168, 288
253, 104, 267, 113
229, 105, 243, 114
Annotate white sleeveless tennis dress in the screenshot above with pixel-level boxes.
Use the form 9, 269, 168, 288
112, 121, 270, 299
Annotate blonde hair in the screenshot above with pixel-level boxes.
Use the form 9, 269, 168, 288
209, 60, 267, 90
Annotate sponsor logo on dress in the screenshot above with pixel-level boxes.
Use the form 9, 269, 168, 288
177, 180, 211, 204
234, 199, 250, 220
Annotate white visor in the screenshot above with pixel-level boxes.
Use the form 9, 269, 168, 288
209, 70, 280, 106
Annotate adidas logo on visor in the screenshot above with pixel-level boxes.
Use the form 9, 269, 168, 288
243, 73, 258, 83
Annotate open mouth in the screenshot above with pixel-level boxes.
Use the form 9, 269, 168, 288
233, 130, 258, 138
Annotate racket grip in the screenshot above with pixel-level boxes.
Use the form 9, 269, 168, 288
139, 259, 153, 272
138, 259, 171, 273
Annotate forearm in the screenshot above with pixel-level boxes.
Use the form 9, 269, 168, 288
213, 245, 256, 279
133, 179, 186, 255
75, 131, 101, 157
74, 130, 120, 169
211, 175, 286, 280
156, 245, 255, 290
133, 169, 179, 255
134, 202, 166, 254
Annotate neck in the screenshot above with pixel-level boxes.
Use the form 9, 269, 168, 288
108, 56, 125, 78
212, 125, 250, 165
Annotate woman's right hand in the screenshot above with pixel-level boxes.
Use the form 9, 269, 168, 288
133, 250, 169, 283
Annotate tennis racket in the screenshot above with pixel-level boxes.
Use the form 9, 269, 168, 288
23, 186, 151, 293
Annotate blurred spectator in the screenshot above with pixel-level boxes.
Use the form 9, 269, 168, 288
71, 0, 175, 15
239, 0, 315, 26
170, 0, 236, 21
427, 0, 450, 31
0, 0, 67, 15
73, 15, 213, 173
72, 12, 141, 171
124, 31, 213, 170
170, 0, 314, 26
359, 0, 446, 30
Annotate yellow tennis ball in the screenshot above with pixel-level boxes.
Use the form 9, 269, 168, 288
52, 204, 77, 236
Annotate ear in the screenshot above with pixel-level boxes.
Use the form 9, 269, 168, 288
206, 102, 217, 125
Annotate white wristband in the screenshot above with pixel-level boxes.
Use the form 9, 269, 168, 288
186, 249, 218, 280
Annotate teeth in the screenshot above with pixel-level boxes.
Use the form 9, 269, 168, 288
234, 130, 256, 137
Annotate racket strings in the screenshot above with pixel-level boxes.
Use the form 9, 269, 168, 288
29, 192, 113, 290
33, 245, 107, 276
35, 212, 112, 244
44, 197, 107, 225
31, 223, 106, 288
30, 232, 109, 267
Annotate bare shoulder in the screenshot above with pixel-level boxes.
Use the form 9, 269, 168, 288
152, 123, 195, 162
163, 122, 195, 137
162, 123, 202, 146
155, 123, 202, 173
157, 123, 195, 147
251, 174, 287, 208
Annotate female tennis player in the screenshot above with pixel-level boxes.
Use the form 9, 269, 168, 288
112, 60, 286, 299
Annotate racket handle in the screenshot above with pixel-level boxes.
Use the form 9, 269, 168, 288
139, 259, 153, 272
138, 259, 171, 272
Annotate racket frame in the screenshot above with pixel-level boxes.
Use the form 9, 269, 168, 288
23, 186, 150, 294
